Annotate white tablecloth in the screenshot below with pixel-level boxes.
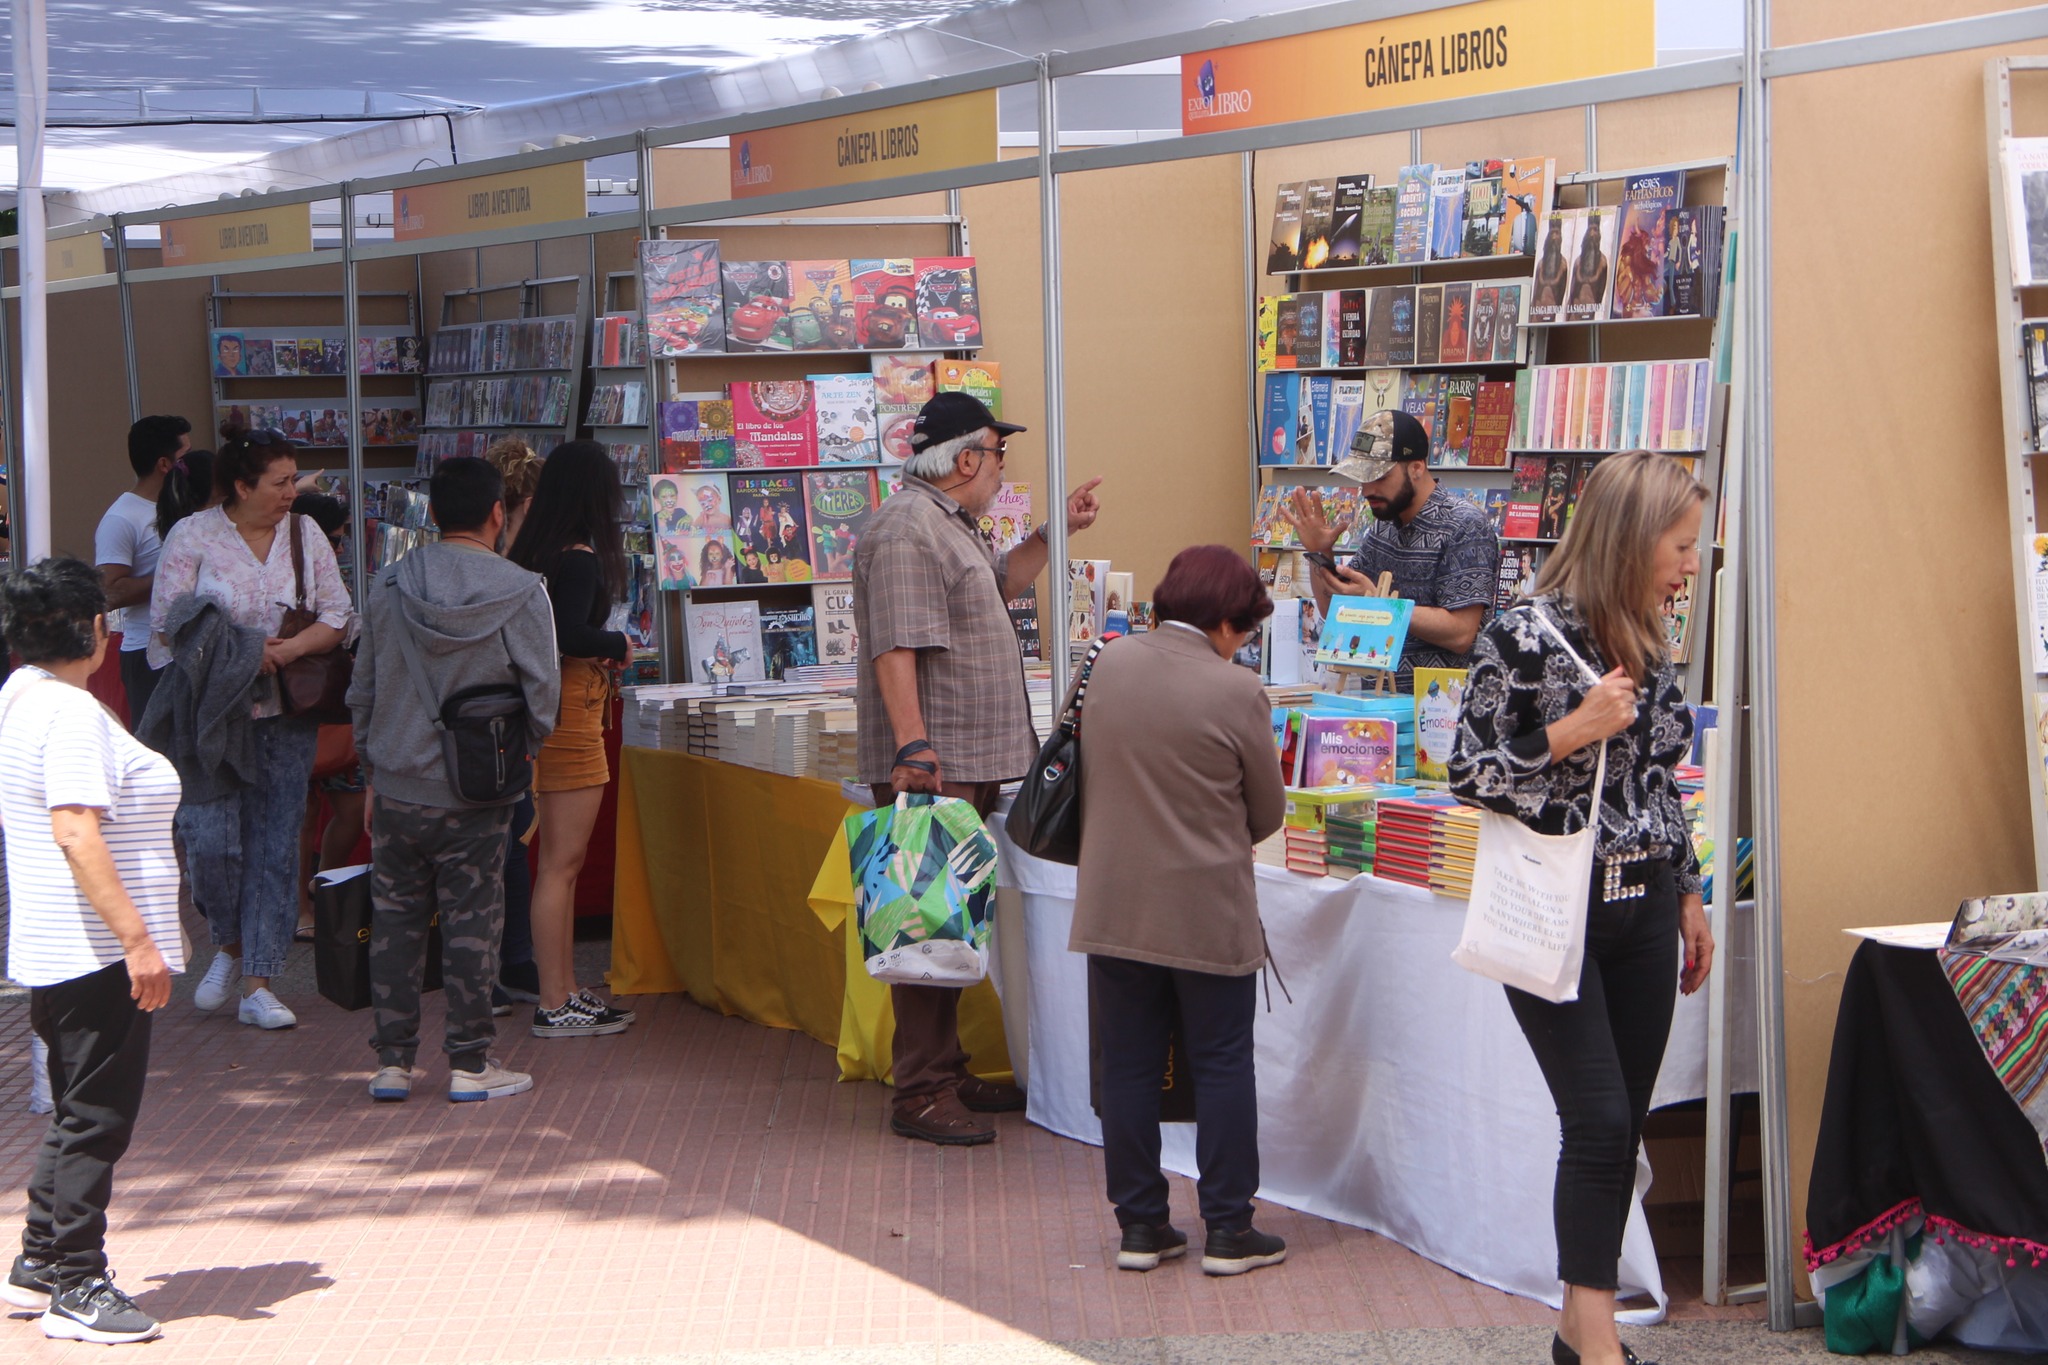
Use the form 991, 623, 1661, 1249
988, 834, 1757, 1311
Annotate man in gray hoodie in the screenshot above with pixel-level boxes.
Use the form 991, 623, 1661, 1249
348, 457, 560, 1104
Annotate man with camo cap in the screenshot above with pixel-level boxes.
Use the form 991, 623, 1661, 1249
348, 456, 560, 1104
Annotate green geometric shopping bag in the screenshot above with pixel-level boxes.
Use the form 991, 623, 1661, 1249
845, 793, 999, 985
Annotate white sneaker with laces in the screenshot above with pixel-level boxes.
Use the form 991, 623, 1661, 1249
449, 1058, 533, 1102
237, 987, 297, 1030
368, 1066, 412, 1102
193, 951, 240, 1012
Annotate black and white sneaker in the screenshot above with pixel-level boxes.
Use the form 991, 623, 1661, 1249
2, 1252, 54, 1310
577, 988, 635, 1026
1201, 1225, 1288, 1277
531, 997, 629, 1039
40, 1273, 161, 1343
1116, 1223, 1188, 1272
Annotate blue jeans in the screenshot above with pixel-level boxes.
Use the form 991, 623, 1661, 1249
177, 716, 318, 980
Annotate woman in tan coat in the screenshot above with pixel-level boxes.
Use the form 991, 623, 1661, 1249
1068, 545, 1288, 1279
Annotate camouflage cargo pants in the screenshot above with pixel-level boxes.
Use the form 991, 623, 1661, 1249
368, 795, 514, 1073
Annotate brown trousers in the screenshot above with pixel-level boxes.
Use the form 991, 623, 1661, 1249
871, 779, 999, 1112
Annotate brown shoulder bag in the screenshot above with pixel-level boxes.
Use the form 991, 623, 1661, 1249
277, 514, 354, 724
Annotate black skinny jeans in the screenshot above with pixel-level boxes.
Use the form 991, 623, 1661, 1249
1505, 862, 1680, 1291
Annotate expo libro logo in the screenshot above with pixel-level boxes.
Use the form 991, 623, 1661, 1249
1186, 59, 1252, 122
733, 140, 774, 189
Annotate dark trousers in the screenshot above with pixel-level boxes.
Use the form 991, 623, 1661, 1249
1091, 954, 1260, 1233
24, 961, 153, 1289
874, 778, 998, 1110
368, 796, 512, 1073
499, 792, 536, 970
118, 649, 162, 734
1505, 863, 1681, 1290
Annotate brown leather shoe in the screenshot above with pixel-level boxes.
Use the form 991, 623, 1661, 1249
956, 1075, 1027, 1113
890, 1094, 996, 1146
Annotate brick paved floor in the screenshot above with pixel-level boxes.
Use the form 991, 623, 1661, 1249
0, 930, 2005, 1364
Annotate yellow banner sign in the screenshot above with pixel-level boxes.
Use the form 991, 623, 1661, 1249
726, 89, 997, 200
1180, 0, 1655, 135
159, 203, 313, 267
392, 161, 586, 242
47, 231, 108, 282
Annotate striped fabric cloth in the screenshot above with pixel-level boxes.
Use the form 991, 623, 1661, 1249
1938, 895, 2048, 1160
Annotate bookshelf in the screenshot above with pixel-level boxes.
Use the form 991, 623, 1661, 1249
419, 276, 587, 470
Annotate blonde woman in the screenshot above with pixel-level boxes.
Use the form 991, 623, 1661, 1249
1447, 451, 1715, 1365
482, 436, 547, 1007
485, 437, 543, 551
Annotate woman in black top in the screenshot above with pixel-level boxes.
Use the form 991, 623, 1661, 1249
508, 442, 634, 1039
1448, 451, 1714, 1365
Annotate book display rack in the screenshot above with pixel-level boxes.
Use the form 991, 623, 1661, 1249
418, 276, 587, 470
1251, 155, 1736, 703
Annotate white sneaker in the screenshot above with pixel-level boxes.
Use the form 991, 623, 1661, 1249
368, 1066, 412, 1102
193, 951, 240, 1011
449, 1058, 533, 1103
237, 988, 297, 1030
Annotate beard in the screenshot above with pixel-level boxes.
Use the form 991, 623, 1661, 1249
1369, 480, 1417, 521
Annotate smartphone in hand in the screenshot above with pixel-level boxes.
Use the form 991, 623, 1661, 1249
1302, 551, 1339, 574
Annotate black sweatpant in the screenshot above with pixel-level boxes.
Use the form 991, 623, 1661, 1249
24, 960, 153, 1289
1505, 862, 1681, 1290
1090, 954, 1260, 1234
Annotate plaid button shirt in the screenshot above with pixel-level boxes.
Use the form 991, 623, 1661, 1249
853, 476, 1038, 784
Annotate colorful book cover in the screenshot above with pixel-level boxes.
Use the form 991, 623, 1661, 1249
1607, 365, 1629, 451
1470, 381, 1513, 468
1267, 182, 1305, 274
1462, 171, 1505, 257
1293, 289, 1325, 366
1621, 364, 1647, 450
1663, 207, 1710, 316
1536, 457, 1574, 540
1402, 371, 1440, 455
1568, 367, 1592, 451
1328, 174, 1371, 268
1529, 213, 1572, 324
641, 239, 725, 355
810, 373, 879, 463
804, 468, 881, 580
1256, 296, 1282, 370
1268, 295, 1302, 370
760, 605, 820, 680
1428, 167, 1467, 260
1254, 484, 1298, 547
1385, 286, 1417, 366
1564, 207, 1618, 323
1482, 487, 1512, 531
1298, 375, 1333, 464
650, 471, 736, 589
1691, 360, 1713, 450
1493, 283, 1523, 362
1315, 596, 1415, 672
870, 354, 936, 461
1327, 380, 1367, 467
1298, 178, 1337, 271
1646, 363, 1670, 452
1435, 374, 1478, 468
1661, 575, 1695, 665
850, 258, 919, 350
1499, 157, 1554, 256
1469, 286, 1499, 364
721, 260, 793, 353
1582, 367, 1608, 450
684, 600, 766, 684
934, 358, 1002, 419
1392, 165, 1436, 266
980, 481, 1034, 554
1613, 176, 1679, 321
729, 380, 817, 468
1548, 367, 1573, 450
1336, 290, 1369, 368
1665, 361, 1694, 450
1439, 282, 1473, 364
1361, 185, 1398, 266
913, 257, 981, 347
1320, 292, 1346, 369
1511, 369, 1534, 449
1414, 286, 1443, 367
1413, 668, 1469, 782
1259, 373, 1300, 466
812, 583, 859, 666
730, 472, 813, 581
787, 259, 855, 350
1566, 457, 1593, 532
1300, 716, 1400, 787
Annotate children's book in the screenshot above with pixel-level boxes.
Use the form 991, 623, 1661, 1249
684, 600, 766, 684
1299, 716, 1401, 787
1413, 668, 1469, 782
981, 481, 1034, 554
728, 380, 817, 468
1392, 164, 1436, 265
810, 373, 879, 463
1315, 596, 1415, 671
934, 358, 1002, 419
812, 583, 859, 667
1254, 484, 1299, 547
786, 259, 855, 350
730, 472, 813, 582
913, 257, 981, 348
804, 468, 881, 580
1327, 174, 1371, 268
850, 259, 919, 350
642, 239, 725, 355
1428, 166, 1467, 260
1267, 182, 1306, 273
760, 606, 820, 680
871, 353, 936, 462
721, 260, 794, 353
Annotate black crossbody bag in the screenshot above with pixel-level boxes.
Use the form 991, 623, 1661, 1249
1003, 635, 1111, 866
386, 569, 533, 805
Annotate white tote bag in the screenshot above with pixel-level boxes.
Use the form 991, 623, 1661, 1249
1451, 612, 1611, 1004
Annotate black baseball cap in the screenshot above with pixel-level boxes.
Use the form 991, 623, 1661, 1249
907, 391, 1026, 452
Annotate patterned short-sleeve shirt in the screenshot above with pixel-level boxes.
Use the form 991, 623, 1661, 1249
852, 476, 1038, 784
1345, 482, 1501, 679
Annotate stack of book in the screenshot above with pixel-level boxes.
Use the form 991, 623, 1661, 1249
1280, 785, 1408, 879
1372, 795, 1481, 897
1325, 807, 1376, 879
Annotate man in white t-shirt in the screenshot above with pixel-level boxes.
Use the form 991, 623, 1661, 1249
94, 415, 189, 731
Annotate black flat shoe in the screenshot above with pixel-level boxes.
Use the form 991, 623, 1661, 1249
1553, 1336, 1655, 1365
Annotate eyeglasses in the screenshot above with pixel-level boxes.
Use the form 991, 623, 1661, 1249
970, 441, 1007, 462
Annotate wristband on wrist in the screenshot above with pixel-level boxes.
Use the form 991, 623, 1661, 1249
894, 739, 938, 775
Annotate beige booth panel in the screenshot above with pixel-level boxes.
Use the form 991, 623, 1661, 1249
1777, 0, 2028, 47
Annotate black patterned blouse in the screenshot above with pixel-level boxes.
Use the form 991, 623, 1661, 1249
1447, 595, 1702, 895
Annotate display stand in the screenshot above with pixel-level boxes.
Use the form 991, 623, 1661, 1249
420, 276, 588, 467
1987, 57, 2048, 890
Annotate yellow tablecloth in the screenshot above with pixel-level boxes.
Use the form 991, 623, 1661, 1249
609, 747, 1010, 1083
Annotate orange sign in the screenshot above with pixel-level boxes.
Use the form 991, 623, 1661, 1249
47, 230, 108, 281
1180, 0, 1655, 135
727, 89, 997, 200
392, 161, 586, 242
159, 203, 313, 266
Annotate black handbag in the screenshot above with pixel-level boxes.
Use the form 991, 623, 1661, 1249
277, 514, 355, 724
311, 867, 441, 1011
386, 565, 534, 806
1004, 635, 1110, 866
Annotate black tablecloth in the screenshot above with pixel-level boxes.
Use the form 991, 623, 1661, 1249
1807, 941, 2048, 1265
